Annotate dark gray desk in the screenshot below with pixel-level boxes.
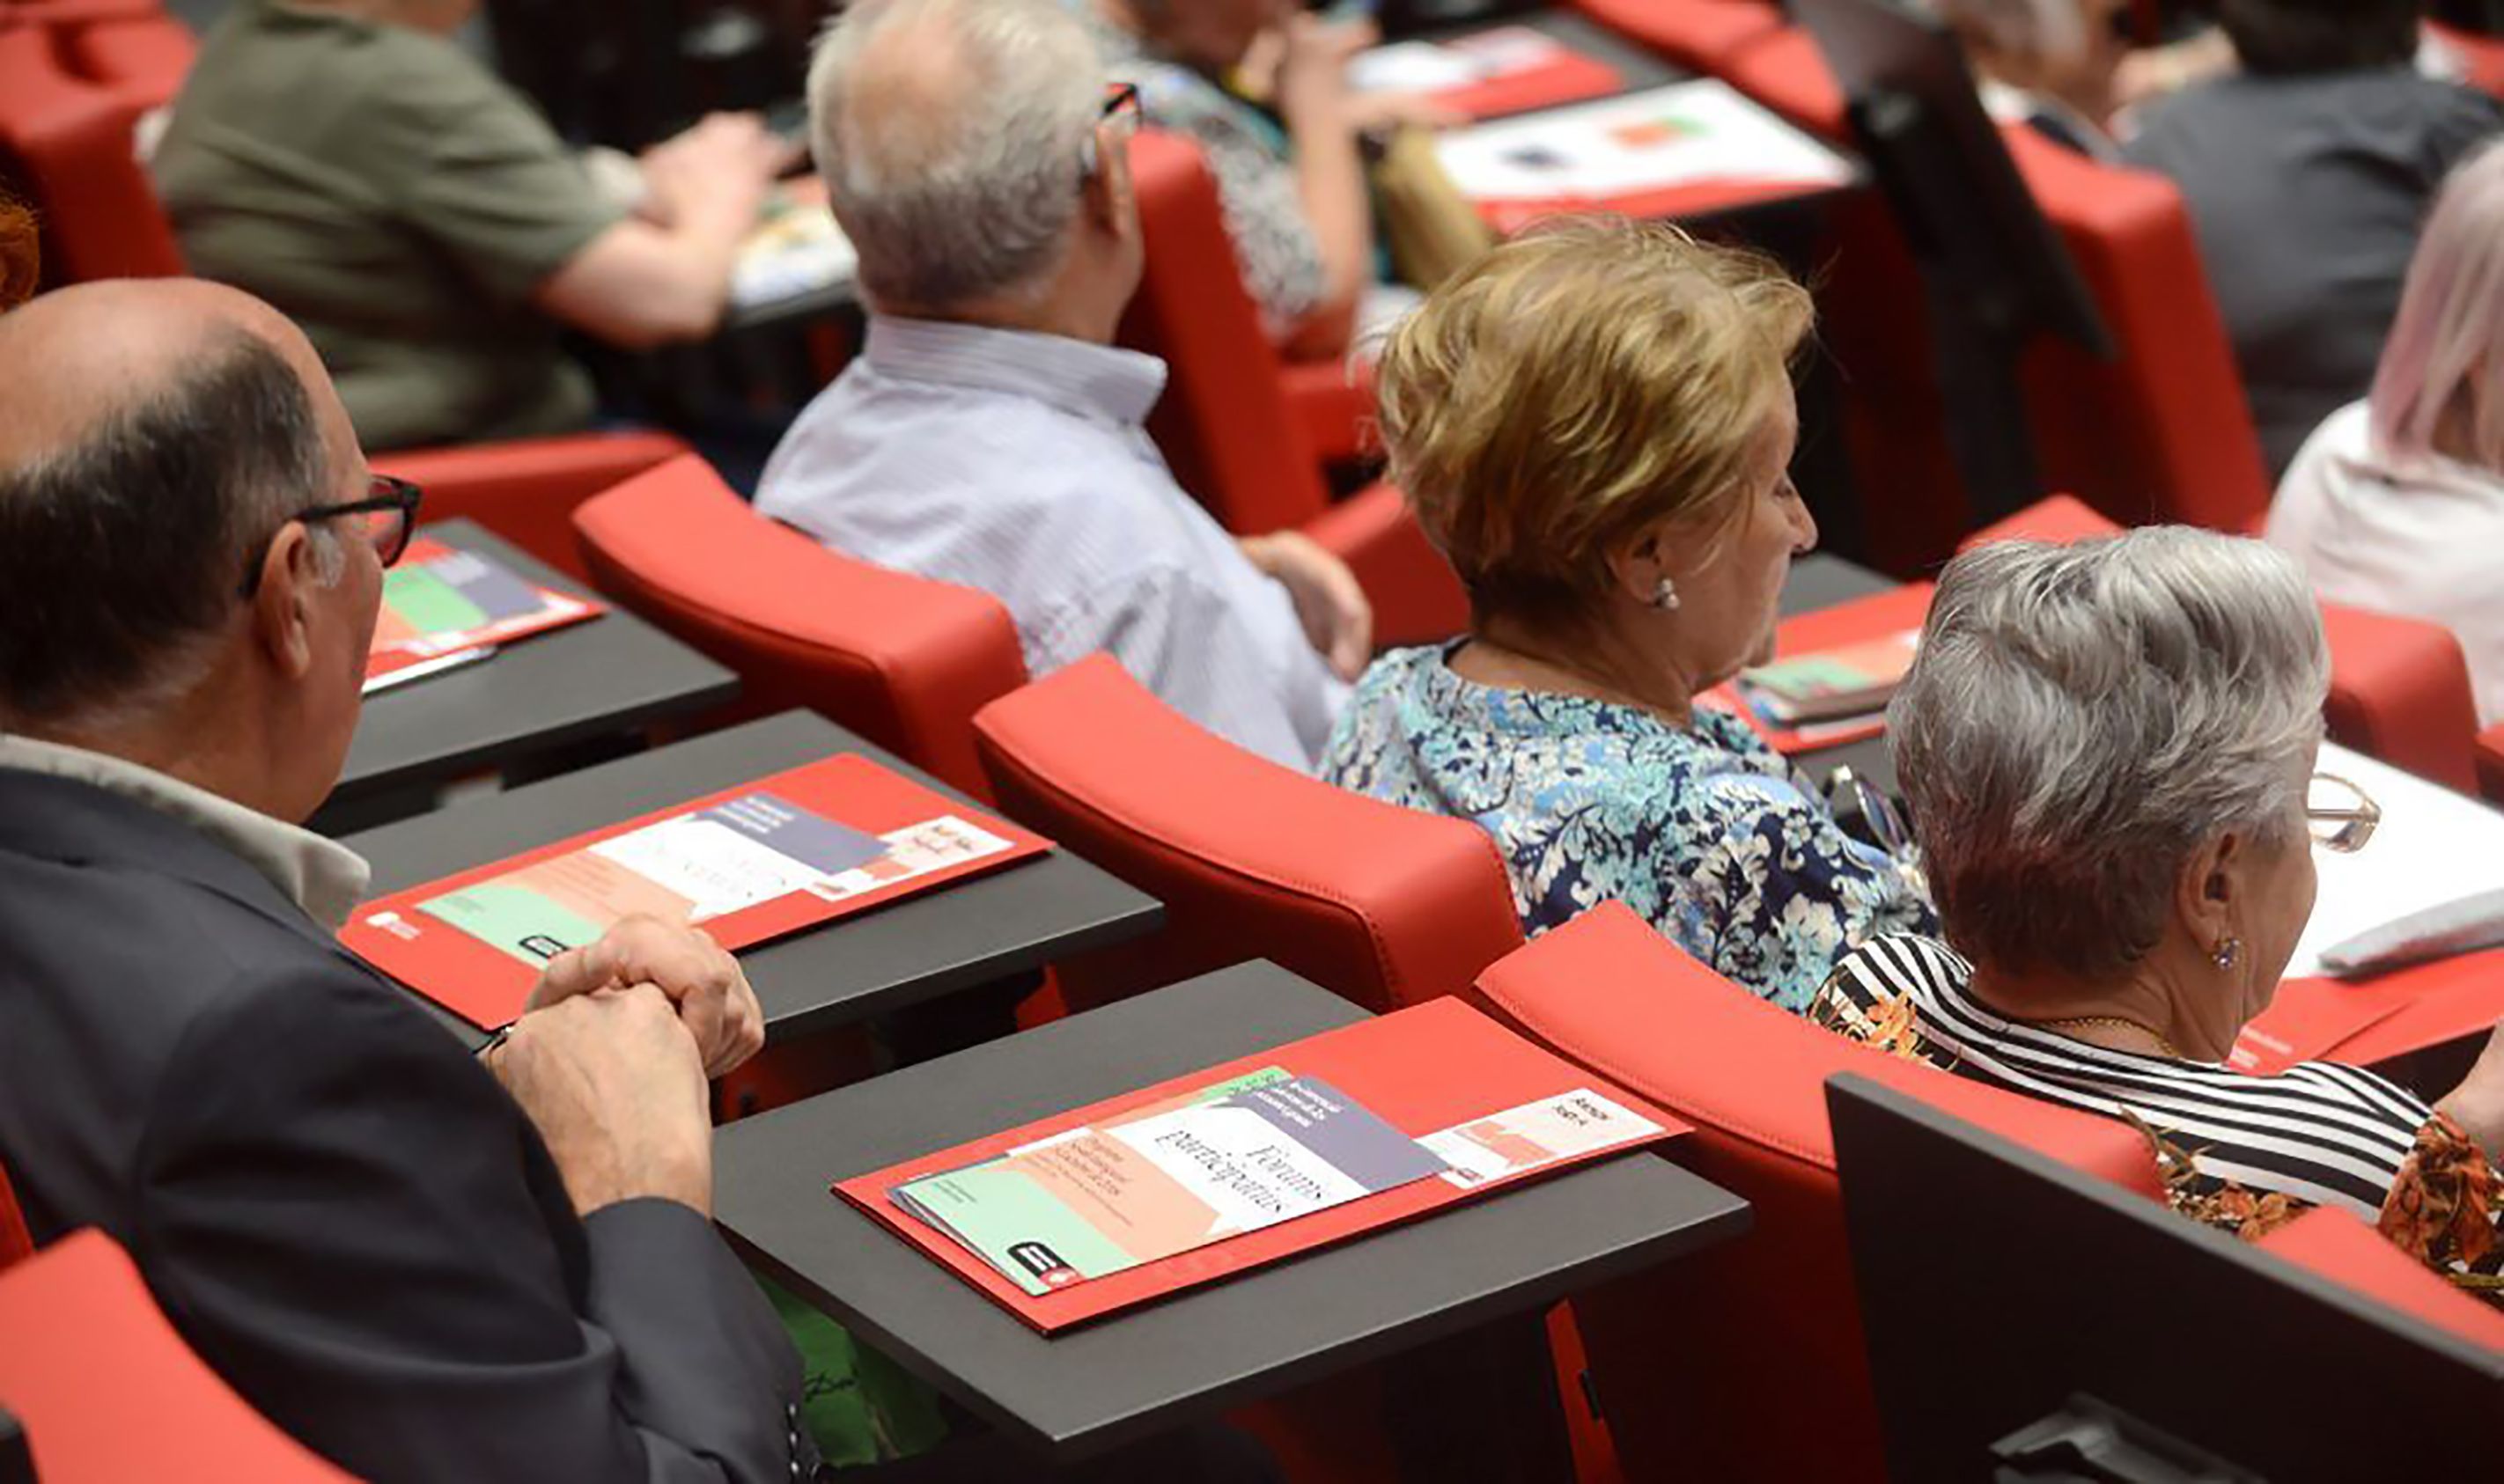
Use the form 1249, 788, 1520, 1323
345, 710, 1163, 1047
325, 520, 738, 829
716, 962, 1749, 1475
1779, 552, 1905, 790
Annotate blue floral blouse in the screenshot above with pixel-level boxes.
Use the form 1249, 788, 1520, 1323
1321, 644, 1939, 1010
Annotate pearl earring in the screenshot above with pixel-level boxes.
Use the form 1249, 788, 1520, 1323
2213, 937, 2241, 970
1651, 577, 1681, 612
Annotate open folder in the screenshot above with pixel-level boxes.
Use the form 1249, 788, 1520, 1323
839, 997, 1686, 1333
365, 537, 602, 693
340, 754, 1050, 1029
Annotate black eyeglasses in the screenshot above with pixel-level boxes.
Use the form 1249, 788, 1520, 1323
1079, 82, 1144, 181
238, 474, 424, 597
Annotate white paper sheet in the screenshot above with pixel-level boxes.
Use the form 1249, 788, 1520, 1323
1433, 78, 1854, 204
2286, 742, 2504, 979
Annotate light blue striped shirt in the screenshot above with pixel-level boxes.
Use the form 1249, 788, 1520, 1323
756, 316, 1348, 770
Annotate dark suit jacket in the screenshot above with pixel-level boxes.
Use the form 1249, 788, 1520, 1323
0, 769, 815, 1482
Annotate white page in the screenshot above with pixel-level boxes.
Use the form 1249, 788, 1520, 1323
2285, 742, 2504, 979
1434, 78, 1854, 203
1350, 40, 1484, 94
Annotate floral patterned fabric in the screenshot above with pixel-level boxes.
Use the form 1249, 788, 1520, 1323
1321, 643, 1937, 1009
1085, 14, 1327, 340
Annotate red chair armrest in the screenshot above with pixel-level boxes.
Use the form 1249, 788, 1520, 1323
1297, 481, 1469, 649
2258, 1207, 2504, 1354
2317, 603, 2482, 795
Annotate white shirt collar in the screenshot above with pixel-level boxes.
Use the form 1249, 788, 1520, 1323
0, 734, 372, 930
861, 315, 1170, 429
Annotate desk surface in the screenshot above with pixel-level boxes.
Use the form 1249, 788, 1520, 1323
346, 710, 1164, 1045
716, 962, 1749, 1461
333, 520, 738, 807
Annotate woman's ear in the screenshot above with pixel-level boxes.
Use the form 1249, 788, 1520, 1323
2176, 829, 2243, 943
1603, 530, 1669, 610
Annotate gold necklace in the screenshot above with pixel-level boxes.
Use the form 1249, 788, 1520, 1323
2030, 1014, 2183, 1061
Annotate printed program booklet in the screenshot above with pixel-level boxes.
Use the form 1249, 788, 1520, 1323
365, 537, 601, 693
341, 754, 1049, 1028
841, 998, 1683, 1331
1735, 629, 1920, 725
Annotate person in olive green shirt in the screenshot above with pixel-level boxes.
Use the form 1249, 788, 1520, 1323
152, 0, 786, 452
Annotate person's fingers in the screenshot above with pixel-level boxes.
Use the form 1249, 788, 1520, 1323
524, 939, 614, 1012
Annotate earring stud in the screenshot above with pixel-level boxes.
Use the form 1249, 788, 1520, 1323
2213, 937, 2241, 970
1651, 577, 1681, 612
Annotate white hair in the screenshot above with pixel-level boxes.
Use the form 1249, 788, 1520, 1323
1925, 0, 2092, 67
806, 0, 1106, 312
1892, 527, 2330, 982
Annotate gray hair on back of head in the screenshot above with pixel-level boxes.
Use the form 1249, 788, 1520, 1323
1891, 526, 2329, 983
806, 0, 1105, 312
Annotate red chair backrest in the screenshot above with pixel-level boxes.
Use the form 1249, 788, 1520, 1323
1116, 130, 1333, 539
0, 21, 182, 284
573, 455, 1027, 797
2257, 1207, 2504, 1354
973, 654, 1525, 1015
0, 1162, 30, 1271
55, 11, 192, 105
1720, 27, 2269, 541
1473, 903, 2163, 1483
0, 1230, 354, 1480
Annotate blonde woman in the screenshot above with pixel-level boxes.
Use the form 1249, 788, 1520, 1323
2269, 141, 2504, 726
1322, 217, 1935, 1010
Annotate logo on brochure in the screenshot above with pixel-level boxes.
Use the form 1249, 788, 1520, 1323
361, 910, 421, 942
1007, 1241, 1082, 1290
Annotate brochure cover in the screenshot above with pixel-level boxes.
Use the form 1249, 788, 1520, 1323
365, 537, 602, 692
840, 997, 1686, 1332
1736, 630, 1920, 725
341, 754, 1050, 1029
1701, 582, 1934, 754
1438, 78, 1856, 232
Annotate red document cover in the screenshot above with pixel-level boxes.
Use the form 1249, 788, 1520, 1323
836, 997, 1690, 1333
1432, 52, 1623, 121
365, 536, 604, 688
1701, 581, 1936, 755
2231, 978, 2414, 1076
340, 754, 1051, 1029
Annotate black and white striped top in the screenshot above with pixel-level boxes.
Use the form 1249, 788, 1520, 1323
1818, 934, 2435, 1221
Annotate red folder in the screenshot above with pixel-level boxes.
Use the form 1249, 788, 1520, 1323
1432, 51, 1624, 121
340, 754, 1050, 1030
2231, 977, 2415, 1076
365, 536, 604, 687
1701, 581, 1935, 755
836, 997, 1690, 1333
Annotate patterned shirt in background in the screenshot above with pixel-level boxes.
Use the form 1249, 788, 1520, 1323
1084, 11, 1327, 338
1321, 644, 1937, 1009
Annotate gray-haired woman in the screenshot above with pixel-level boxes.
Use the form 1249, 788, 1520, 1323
1815, 527, 2504, 1289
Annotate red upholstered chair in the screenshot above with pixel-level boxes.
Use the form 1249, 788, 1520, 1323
972, 653, 1524, 1015
377, 430, 690, 584
1569, 0, 1786, 71
1959, 496, 2486, 793
1119, 130, 1468, 647
1712, 25, 2273, 546
2479, 723, 2504, 805
1472, 903, 2163, 1483
54, 10, 192, 103
0, 1164, 29, 1271
2432, 21, 2504, 99
0, 22, 183, 284
0, 1230, 353, 1482
2257, 1208, 2504, 1354
575, 455, 1027, 799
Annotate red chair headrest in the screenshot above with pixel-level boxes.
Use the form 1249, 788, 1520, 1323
573, 454, 1027, 797
1474, 901, 2163, 1193
973, 653, 1524, 1012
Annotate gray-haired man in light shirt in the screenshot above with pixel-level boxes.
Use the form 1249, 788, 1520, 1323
756, 0, 1367, 771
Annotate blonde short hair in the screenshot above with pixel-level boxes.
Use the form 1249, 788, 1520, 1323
1377, 216, 1812, 624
